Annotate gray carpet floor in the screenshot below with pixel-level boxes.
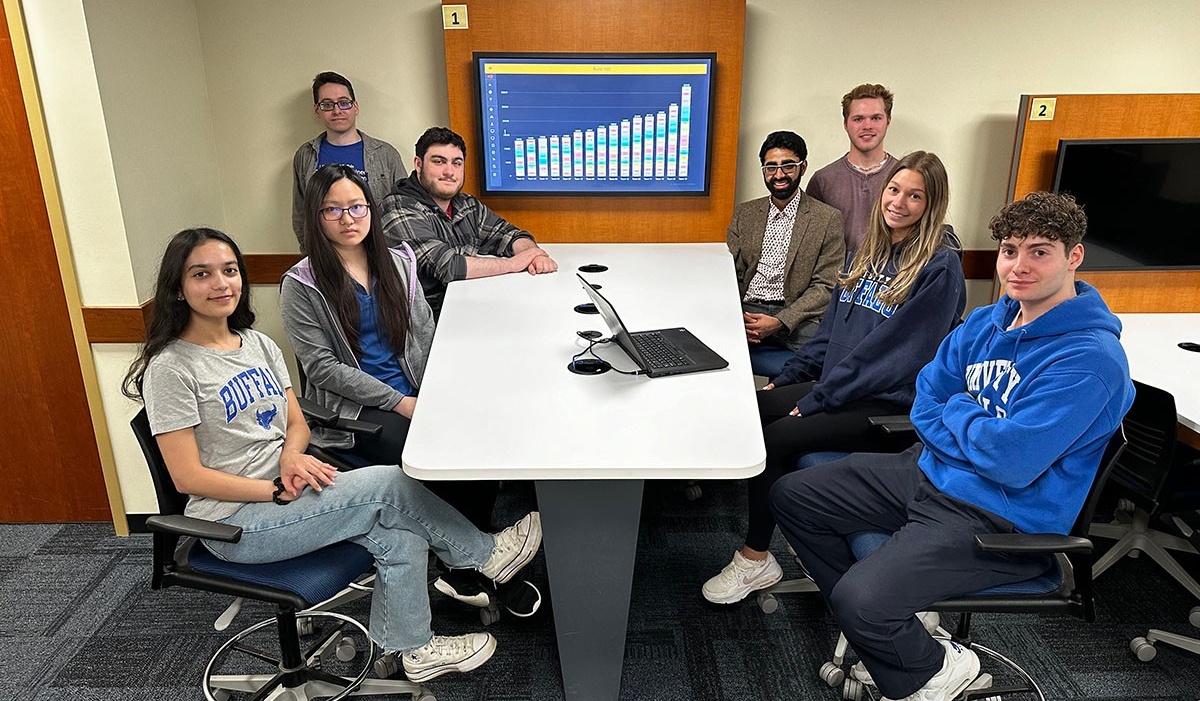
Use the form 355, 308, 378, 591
2, 478, 1198, 700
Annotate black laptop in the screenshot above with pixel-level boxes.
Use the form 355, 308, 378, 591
577, 274, 728, 378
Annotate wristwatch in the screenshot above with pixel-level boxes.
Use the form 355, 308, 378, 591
271, 476, 291, 506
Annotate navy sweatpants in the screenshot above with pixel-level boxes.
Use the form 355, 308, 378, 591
768, 445, 1052, 698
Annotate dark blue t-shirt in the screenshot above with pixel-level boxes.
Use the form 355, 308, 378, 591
317, 139, 368, 182
353, 281, 414, 397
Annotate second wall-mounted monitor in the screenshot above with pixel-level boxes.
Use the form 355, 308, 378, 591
1053, 138, 1200, 270
475, 52, 715, 196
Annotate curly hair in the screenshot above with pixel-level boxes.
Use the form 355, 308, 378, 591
989, 192, 1087, 251
841, 83, 894, 120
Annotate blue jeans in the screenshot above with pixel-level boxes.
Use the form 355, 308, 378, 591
742, 300, 817, 379
206, 464, 495, 651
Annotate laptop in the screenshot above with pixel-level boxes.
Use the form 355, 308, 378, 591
576, 273, 728, 377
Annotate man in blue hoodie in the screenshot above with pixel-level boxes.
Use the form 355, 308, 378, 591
769, 191, 1134, 701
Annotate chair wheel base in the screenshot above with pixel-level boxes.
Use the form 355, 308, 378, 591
819, 661, 844, 688
1131, 636, 1157, 661
758, 592, 778, 614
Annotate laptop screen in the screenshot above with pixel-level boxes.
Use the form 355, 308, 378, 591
576, 274, 643, 364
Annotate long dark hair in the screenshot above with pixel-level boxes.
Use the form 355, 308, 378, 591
302, 164, 410, 358
123, 228, 255, 400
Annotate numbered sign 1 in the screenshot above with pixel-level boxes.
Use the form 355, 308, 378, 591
1029, 97, 1056, 121
443, 4, 469, 29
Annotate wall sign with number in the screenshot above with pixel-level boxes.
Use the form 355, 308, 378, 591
443, 4, 469, 29
1030, 97, 1056, 121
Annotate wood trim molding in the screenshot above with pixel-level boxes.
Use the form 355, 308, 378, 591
81, 299, 154, 344
83, 251, 1002, 344
246, 253, 302, 285
961, 249, 996, 283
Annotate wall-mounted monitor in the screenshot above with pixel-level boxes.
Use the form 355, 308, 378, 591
1052, 138, 1200, 270
474, 52, 715, 196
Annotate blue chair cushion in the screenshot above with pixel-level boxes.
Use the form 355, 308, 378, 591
189, 540, 375, 605
847, 530, 1063, 597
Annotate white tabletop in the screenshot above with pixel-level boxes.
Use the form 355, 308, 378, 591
402, 243, 767, 481
1117, 313, 1200, 435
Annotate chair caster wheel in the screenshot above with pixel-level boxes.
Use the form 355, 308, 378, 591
211, 691, 231, 701
296, 618, 314, 636
758, 593, 778, 614
1189, 606, 1200, 629
819, 661, 845, 688
1131, 636, 1157, 662
415, 692, 437, 701
684, 484, 702, 501
374, 651, 400, 678
842, 676, 865, 700
480, 605, 501, 625
335, 635, 357, 662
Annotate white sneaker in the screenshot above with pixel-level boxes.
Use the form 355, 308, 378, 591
701, 551, 783, 604
852, 614, 942, 687
479, 512, 542, 584
401, 632, 497, 682
882, 639, 980, 701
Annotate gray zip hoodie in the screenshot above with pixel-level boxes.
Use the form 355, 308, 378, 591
280, 243, 434, 448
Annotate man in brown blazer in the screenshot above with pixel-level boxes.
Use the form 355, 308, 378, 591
727, 131, 845, 378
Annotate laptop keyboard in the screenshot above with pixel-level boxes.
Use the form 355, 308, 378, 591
631, 332, 690, 369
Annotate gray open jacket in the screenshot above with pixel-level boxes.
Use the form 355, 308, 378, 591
280, 243, 434, 449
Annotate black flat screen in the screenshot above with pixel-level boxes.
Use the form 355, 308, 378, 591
1052, 138, 1200, 270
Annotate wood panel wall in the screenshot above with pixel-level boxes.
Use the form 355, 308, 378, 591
1, 0, 114, 523
440, 0, 744, 244
1006, 93, 1200, 311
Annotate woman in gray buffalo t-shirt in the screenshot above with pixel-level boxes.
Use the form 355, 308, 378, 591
122, 227, 542, 683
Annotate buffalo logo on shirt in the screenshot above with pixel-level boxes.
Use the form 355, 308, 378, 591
838, 272, 899, 318
219, 366, 285, 424
255, 405, 279, 430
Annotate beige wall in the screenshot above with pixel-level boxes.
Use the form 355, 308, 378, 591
194, 0, 449, 252
83, 0, 227, 301
22, 0, 1200, 517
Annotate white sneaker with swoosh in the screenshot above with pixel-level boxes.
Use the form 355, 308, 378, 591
702, 551, 783, 604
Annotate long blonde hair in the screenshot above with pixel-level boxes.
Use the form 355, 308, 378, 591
840, 151, 950, 306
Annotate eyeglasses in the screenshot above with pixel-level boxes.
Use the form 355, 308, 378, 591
317, 99, 355, 112
320, 204, 370, 221
761, 162, 803, 175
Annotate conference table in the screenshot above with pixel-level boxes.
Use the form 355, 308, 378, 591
403, 243, 766, 701
1116, 313, 1200, 448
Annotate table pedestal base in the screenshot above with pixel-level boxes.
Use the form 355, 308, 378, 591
536, 479, 644, 701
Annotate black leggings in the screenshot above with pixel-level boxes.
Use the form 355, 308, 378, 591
351, 407, 500, 532
745, 382, 910, 551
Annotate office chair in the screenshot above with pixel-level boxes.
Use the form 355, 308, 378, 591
766, 429, 1127, 701
1129, 504, 1200, 662
1089, 381, 1200, 600
131, 409, 435, 700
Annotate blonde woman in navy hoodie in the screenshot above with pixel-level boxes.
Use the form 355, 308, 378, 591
703, 151, 967, 605
770, 192, 1134, 701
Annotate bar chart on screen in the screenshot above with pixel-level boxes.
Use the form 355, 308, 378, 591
476, 54, 715, 195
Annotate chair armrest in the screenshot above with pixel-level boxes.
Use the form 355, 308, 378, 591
868, 415, 915, 435
146, 514, 242, 543
298, 396, 338, 425
297, 397, 383, 437
975, 532, 1093, 555
336, 417, 383, 437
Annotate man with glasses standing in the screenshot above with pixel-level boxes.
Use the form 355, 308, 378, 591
727, 130, 844, 379
291, 71, 406, 246
807, 84, 896, 252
